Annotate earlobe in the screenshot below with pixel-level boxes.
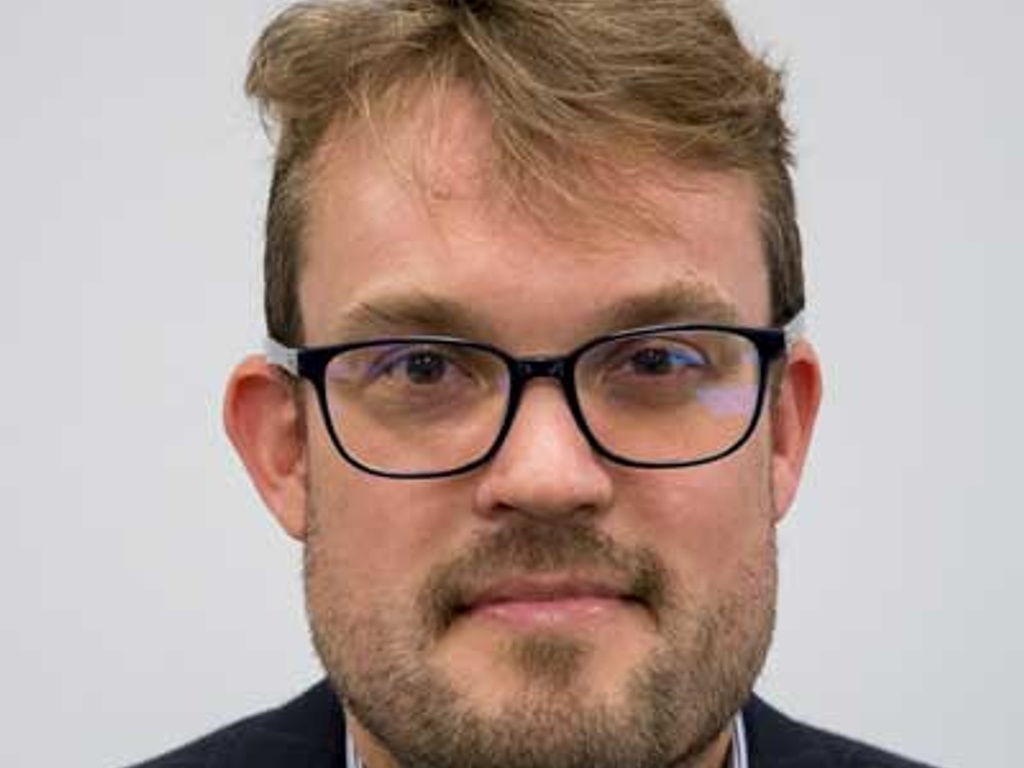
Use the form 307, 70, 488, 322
769, 340, 823, 522
223, 355, 309, 541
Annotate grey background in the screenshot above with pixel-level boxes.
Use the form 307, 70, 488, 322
2, 1, 1020, 766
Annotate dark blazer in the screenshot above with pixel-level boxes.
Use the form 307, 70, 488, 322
126, 680, 938, 768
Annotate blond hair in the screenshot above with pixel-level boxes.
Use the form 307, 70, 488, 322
247, 0, 804, 343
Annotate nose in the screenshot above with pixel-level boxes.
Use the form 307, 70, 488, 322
472, 380, 615, 521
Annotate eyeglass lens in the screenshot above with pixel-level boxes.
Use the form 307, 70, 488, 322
325, 343, 510, 474
576, 329, 760, 464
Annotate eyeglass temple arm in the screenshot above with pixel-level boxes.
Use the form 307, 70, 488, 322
783, 311, 806, 349
264, 337, 299, 375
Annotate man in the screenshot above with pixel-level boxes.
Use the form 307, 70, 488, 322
131, 1, 937, 766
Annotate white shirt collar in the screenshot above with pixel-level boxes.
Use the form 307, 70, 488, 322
731, 710, 750, 768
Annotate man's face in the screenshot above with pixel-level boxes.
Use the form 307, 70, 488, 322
293, 96, 793, 768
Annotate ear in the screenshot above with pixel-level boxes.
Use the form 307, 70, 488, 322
769, 339, 823, 523
223, 355, 309, 541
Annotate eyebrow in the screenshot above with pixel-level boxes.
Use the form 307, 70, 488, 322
328, 281, 740, 344
594, 282, 740, 330
330, 290, 493, 340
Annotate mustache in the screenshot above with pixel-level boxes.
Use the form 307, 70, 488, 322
419, 519, 669, 636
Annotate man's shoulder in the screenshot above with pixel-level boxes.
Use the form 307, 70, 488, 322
123, 681, 344, 768
744, 696, 939, 768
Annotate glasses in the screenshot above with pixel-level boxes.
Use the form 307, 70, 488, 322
266, 316, 803, 479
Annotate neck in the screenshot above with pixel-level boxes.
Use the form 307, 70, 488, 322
683, 728, 733, 768
346, 713, 737, 768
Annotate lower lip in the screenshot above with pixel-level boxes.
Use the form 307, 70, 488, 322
470, 596, 632, 627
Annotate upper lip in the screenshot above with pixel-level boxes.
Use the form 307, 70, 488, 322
461, 574, 636, 610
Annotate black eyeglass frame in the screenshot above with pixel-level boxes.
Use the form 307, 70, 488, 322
265, 317, 803, 479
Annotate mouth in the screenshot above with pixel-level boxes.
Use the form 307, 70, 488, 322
455, 575, 647, 628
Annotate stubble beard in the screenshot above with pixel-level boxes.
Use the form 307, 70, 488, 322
305, 512, 777, 768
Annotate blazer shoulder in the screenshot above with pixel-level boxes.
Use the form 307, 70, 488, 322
122, 681, 344, 768
743, 696, 941, 768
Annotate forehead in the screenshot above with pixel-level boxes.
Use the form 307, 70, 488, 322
299, 91, 768, 348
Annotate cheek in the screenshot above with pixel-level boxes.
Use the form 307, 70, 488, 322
611, 439, 774, 578
305, 437, 473, 610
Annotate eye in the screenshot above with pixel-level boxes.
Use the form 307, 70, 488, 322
581, 334, 716, 396
369, 347, 461, 386
628, 345, 705, 376
396, 351, 447, 384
